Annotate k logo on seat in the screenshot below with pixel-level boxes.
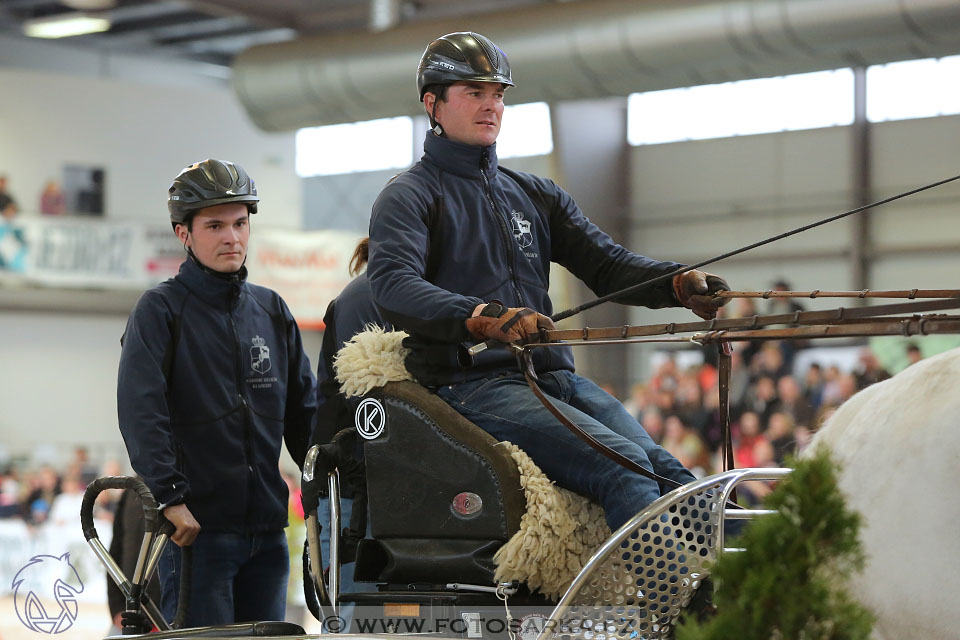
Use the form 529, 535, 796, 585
355, 398, 385, 440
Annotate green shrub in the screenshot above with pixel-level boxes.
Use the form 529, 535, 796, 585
676, 450, 874, 640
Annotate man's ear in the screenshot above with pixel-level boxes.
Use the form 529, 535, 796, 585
423, 91, 436, 115
174, 223, 189, 246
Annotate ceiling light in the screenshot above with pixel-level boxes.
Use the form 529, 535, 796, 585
62, 0, 116, 9
24, 13, 111, 39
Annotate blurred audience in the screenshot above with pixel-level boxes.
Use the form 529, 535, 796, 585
20, 466, 61, 526
40, 180, 66, 215
0, 175, 18, 217
773, 375, 814, 428
0, 178, 27, 271
854, 348, 891, 389
733, 411, 763, 469
0, 449, 124, 527
661, 415, 708, 474
803, 362, 825, 410
767, 279, 806, 316
623, 337, 895, 493
905, 343, 923, 367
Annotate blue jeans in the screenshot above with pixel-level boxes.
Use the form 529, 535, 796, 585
437, 370, 696, 531
159, 530, 289, 627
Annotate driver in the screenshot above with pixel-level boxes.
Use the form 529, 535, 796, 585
367, 32, 731, 531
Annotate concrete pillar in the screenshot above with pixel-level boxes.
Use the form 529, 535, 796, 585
550, 97, 631, 397
851, 66, 873, 296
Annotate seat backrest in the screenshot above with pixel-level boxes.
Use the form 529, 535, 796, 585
356, 380, 525, 583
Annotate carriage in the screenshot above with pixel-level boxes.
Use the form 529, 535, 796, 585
81, 285, 960, 640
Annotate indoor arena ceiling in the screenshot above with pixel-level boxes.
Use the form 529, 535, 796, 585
0, 0, 556, 67
3, 0, 960, 130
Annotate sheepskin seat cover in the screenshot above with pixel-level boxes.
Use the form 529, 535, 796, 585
333, 324, 414, 396
334, 327, 610, 598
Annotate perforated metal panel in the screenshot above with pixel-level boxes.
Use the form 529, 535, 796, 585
545, 468, 791, 640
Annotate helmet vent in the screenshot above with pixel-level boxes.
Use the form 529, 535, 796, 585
473, 32, 499, 68
211, 161, 234, 187
434, 39, 463, 62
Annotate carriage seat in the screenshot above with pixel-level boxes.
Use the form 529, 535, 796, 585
336, 327, 609, 598
353, 380, 526, 585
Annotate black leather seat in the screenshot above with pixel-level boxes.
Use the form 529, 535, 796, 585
353, 381, 526, 585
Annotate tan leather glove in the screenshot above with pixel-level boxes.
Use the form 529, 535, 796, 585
672, 270, 731, 320
465, 301, 556, 344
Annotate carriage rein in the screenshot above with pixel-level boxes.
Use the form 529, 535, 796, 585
511, 296, 960, 506
470, 171, 960, 499
510, 294, 960, 497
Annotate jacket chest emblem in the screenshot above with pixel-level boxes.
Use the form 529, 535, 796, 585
510, 210, 533, 249
250, 335, 272, 374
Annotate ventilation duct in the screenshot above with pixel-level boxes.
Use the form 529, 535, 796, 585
232, 0, 960, 132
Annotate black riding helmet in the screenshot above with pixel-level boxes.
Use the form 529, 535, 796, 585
417, 31, 514, 101
417, 32, 514, 136
417, 31, 514, 102
168, 159, 258, 229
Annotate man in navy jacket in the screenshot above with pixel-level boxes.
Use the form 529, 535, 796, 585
368, 33, 729, 531
117, 159, 317, 626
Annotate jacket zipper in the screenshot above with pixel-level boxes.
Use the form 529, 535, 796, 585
480, 151, 557, 370
227, 284, 256, 517
480, 148, 525, 307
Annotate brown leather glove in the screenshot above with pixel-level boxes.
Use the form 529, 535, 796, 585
672, 270, 731, 320
465, 301, 556, 344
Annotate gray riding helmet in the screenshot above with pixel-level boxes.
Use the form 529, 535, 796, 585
417, 31, 514, 101
168, 159, 258, 228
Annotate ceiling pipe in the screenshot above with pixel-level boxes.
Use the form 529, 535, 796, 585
232, 0, 960, 132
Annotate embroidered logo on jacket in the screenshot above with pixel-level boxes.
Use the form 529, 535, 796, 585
510, 210, 533, 249
250, 335, 272, 374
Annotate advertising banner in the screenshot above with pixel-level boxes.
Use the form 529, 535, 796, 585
0, 216, 362, 328
247, 228, 363, 329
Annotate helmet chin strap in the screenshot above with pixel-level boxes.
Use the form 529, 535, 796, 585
429, 98, 444, 137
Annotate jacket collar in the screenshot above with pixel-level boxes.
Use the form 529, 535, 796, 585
421, 131, 499, 180
175, 255, 247, 305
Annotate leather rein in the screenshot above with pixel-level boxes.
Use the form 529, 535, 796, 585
512, 293, 960, 504
484, 170, 960, 503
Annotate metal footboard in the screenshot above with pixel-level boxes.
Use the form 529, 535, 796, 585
543, 467, 792, 640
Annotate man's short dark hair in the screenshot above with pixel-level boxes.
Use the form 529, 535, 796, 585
423, 84, 451, 103
172, 216, 194, 232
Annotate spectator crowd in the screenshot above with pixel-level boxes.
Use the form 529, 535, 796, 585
614, 292, 912, 503
0, 446, 123, 527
